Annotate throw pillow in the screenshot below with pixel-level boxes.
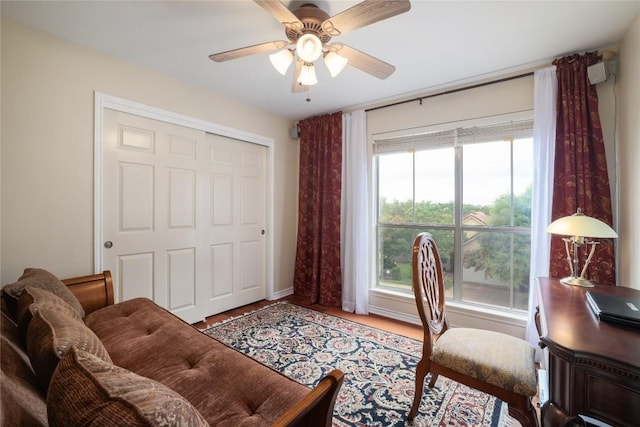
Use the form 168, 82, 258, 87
48, 347, 210, 427
16, 286, 83, 343
2, 268, 85, 321
26, 306, 111, 392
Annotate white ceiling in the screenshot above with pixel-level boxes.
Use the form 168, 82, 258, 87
2, 1, 639, 120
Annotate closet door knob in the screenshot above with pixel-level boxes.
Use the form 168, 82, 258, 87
104, 241, 113, 249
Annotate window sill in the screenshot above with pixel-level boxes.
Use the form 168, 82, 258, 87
368, 288, 529, 338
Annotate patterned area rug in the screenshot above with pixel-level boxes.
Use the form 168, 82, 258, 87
203, 302, 510, 426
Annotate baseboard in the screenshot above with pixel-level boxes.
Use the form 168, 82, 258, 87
269, 286, 293, 300
368, 304, 421, 326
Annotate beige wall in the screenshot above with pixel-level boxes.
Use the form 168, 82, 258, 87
367, 75, 534, 135
618, 11, 640, 289
0, 18, 299, 294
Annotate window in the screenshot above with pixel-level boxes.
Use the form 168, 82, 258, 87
375, 118, 533, 312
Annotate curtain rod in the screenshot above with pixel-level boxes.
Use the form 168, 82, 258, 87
365, 72, 534, 113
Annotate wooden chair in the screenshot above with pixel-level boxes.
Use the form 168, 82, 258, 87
408, 232, 539, 427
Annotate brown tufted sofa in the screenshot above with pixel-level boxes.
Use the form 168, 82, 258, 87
1, 269, 343, 427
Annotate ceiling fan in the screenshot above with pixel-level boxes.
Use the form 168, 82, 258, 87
209, 0, 411, 93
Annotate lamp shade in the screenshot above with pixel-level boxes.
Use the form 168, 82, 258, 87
269, 49, 293, 75
296, 34, 323, 63
546, 209, 617, 238
298, 63, 318, 86
324, 51, 348, 77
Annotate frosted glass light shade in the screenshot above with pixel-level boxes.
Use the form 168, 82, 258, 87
296, 34, 323, 63
546, 209, 617, 238
298, 64, 318, 86
324, 52, 348, 77
269, 49, 293, 75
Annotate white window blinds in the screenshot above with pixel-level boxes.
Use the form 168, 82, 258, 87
373, 119, 533, 154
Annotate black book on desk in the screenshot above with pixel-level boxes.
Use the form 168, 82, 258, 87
586, 290, 640, 328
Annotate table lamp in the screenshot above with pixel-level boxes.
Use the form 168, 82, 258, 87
546, 208, 618, 287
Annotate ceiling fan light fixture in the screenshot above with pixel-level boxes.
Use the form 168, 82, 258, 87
209, 0, 411, 93
296, 33, 323, 63
324, 51, 348, 77
298, 63, 318, 86
269, 49, 293, 75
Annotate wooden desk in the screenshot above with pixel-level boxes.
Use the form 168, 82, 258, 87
536, 277, 640, 426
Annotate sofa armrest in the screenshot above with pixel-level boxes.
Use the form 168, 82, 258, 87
62, 271, 114, 316
273, 369, 344, 427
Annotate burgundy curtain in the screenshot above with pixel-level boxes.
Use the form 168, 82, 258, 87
549, 52, 615, 285
293, 112, 342, 305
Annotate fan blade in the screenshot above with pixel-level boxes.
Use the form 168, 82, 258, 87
209, 41, 289, 62
254, 0, 303, 30
329, 43, 395, 79
322, 0, 411, 36
291, 59, 309, 93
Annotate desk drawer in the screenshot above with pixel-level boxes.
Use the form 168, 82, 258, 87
574, 366, 640, 427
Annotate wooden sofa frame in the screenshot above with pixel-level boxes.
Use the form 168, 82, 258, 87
63, 270, 343, 427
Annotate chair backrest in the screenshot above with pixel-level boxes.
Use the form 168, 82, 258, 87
412, 232, 448, 339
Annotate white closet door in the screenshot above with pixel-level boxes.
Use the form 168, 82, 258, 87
204, 133, 266, 315
101, 109, 267, 323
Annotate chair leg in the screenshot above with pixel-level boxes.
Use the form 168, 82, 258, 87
428, 373, 438, 388
508, 398, 539, 427
408, 358, 429, 420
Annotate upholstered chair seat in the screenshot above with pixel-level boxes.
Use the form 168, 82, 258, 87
431, 328, 538, 396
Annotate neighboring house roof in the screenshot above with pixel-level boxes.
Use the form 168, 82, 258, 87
462, 212, 488, 247
463, 211, 489, 226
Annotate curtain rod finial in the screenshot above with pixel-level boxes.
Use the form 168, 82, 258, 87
601, 50, 616, 62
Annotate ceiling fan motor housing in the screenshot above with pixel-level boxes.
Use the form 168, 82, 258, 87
287, 4, 332, 44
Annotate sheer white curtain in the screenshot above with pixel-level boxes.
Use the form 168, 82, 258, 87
526, 66, 557, 361
341, 110, 370, 314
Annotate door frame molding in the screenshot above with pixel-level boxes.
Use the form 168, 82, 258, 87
93, 92, 276, 299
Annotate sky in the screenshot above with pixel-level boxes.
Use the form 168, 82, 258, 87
378, 138, 533, 206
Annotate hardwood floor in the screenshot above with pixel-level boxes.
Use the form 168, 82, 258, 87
193, 294, 424, 341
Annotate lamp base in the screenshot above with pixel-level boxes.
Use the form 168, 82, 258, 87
560, 276, 595, 287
